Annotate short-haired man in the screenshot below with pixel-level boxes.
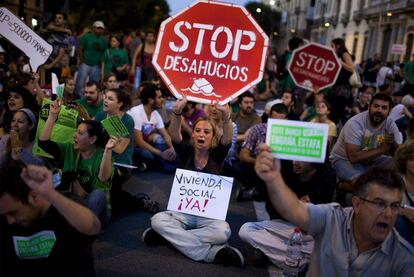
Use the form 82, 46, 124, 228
235, 103, 288, 200
127, 83, 177, 173
255, 149, 414, 276
75, 81, 103, 119
231, 92, 261, 144
0, 163, 101, 276
75, 21, 107, 97
239, 160, 335, 267
42, 12, 70, 83
330, 93, 402, 185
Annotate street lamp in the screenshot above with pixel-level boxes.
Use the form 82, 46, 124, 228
256, 8, 262, 13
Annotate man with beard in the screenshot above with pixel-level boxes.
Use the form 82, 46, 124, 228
127, 83, 177, 173
231, 92, 261, 145
255, 147, 414, 276
75, 81, 103, 119
330, 93, 402, 185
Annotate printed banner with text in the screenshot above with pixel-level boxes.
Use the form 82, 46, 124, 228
167, 168, 233, 220
266, 119, 329, 163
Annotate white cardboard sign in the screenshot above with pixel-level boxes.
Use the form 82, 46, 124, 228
266, 119, 329, 163
0, 7, 52, 72
167, 168, 233, 220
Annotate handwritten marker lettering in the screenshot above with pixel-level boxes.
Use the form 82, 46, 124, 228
0, 7, 52, 72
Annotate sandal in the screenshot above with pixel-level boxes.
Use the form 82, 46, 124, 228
142, 199, 160, 214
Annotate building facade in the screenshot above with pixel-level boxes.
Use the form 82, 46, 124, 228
311, 0, 414, 63
2, 0, 44, 28
265, 0, 414, 63
263, 0, 314, 53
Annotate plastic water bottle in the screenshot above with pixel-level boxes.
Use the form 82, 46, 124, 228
283, 227, 303, 277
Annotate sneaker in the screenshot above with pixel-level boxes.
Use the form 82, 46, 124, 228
142, 199, 160, 214
142, 227, 168, 247
214, 246, 245, 267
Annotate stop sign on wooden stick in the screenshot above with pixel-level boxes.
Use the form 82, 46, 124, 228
287, 42, 342, 91
152, 0, 269, 105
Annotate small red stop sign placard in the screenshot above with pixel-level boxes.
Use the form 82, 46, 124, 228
287, 42, 342, 91
152, 0, 269, 105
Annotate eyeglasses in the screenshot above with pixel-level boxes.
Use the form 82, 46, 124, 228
355, 195, 402, 214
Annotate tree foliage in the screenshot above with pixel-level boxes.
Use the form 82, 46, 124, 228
245, 1, 281, 37
66, 0, 170, 33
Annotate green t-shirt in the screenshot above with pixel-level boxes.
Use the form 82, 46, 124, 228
404, 60, 414, 85
101, 48, 130, 75
95, 112, 134, 165
57, 142, 113, 209
75, 98, 103, 119
79, 32, 107, 66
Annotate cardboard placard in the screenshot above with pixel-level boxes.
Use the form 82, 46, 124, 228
0, 7, 52, 72
101, 116, 129, 137
167, 169, 233, 220
266, 119, 329, 163
32, 98, 78, 158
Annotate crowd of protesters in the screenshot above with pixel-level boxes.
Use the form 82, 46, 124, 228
1, 11, 414, 276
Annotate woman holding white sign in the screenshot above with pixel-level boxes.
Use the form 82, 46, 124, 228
142, 97, 244, 267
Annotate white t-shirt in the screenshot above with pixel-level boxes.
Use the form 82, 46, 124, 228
330, 111, 402, 163
127, 104, 164, 141
389, 104, 405, 121
376, 66, 393, 87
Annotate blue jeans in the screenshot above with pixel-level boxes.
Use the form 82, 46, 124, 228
332, 156, 394, 182
151, 211, 231, 262
85, 189, 109, 227
132, 66, 142, 95
75, 63, 101, 97
133, 134, 178, 174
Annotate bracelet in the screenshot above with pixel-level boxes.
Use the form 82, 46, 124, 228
173, 111, 182, 116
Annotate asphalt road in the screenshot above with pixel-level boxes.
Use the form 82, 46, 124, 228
93, 169, 271, 277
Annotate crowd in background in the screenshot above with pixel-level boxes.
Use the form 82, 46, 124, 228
1, 10, 414, 276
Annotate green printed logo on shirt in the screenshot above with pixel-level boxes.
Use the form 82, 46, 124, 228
13, 230, 56, 259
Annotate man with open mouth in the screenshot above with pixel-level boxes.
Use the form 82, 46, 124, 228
255, 146, 414, 276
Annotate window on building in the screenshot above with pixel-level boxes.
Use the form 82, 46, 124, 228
352, 33, 359, 56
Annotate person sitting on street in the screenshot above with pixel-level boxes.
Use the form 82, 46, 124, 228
142, 96, 244, 267
75, 81, 104, 119
94, 88, 159, 214
394, 141, 414, 245
238, 159, 335, 267
234, 103, 288, 201
255, 144, 414, 276
330, 92, 402, 194
127, 83, 178, 173
39, 100, 115, 226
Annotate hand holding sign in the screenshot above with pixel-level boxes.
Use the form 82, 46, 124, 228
254, 143, 282, 184
0, 7, 52, 72
172, 96, 188, 115
167, 169, 233, 220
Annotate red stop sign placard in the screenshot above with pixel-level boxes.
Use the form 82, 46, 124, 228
153, 0, 269, 104
287, 42, 342, 91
